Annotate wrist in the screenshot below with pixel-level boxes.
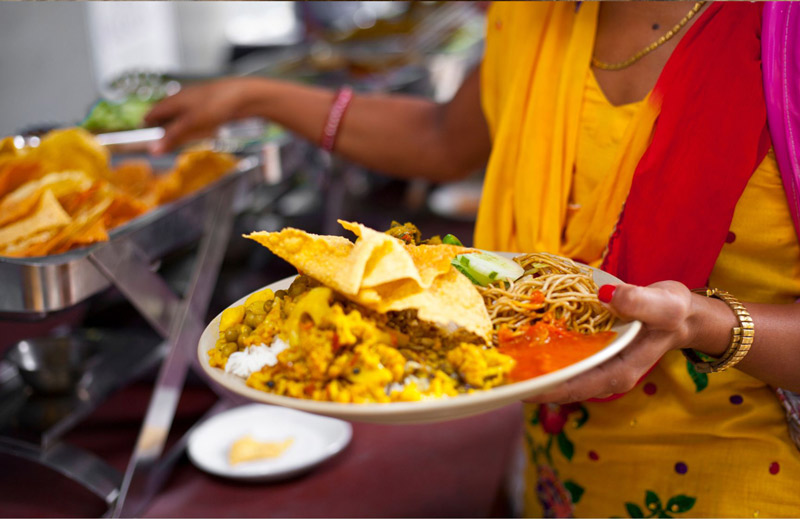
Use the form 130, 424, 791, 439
233, 77, 278, 120
686, 291, 739, 358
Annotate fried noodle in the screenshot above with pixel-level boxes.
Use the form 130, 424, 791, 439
478, 253, 615, 341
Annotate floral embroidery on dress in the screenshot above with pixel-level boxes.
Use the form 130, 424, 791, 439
528, 403, 590, 517
614, 490, 696, 518
776, 388, 800, 452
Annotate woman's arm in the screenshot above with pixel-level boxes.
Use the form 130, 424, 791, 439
145, 68, 492, 182
707, 297, 800, 391
526, 281, 800, 404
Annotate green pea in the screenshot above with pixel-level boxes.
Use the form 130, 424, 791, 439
238, 324, 253, 336
245, 312, 265, 328
222, 342, 238, 356
236, 326, 252, 346
263, 299, 274, 313
288, 276, 309, 297
246, 302, 266, 314
224, 328, 239, 343
275, 289, 288, 300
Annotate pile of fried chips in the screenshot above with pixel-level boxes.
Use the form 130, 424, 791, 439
246, 220, 493, 343
0, 128, 236, 257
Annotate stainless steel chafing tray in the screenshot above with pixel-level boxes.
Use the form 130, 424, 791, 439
0, 149, 276, 316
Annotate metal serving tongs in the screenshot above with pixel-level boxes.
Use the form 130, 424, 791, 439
13, 119, 278, 155
12, 127, 165, 154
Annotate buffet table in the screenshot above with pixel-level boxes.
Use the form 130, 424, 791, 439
0, 129, 505, 517
0, 380, 523, 518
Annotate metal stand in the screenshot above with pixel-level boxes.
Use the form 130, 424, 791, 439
87, 184, 236, 517
0, 439, 122, 509
0, 143, 300, 517
0, 179, 238, 516
0, 329, 163, 513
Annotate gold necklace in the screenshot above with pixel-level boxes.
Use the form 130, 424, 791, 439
592, 1, 705, 71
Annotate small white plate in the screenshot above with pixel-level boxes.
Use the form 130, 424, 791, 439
187, 404, 352, 482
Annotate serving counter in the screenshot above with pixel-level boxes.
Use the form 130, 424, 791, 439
1, 380, 523, 518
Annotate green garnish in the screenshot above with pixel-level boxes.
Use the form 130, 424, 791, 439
443, 234, 463, 246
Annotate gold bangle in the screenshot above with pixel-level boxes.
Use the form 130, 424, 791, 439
681, 288, 754, 373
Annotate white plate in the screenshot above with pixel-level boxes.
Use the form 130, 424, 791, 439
197, 261, 641, 424
187, 404, 352, 482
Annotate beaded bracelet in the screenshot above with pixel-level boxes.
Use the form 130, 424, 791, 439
681, 287, 754, 373
320, 86, 354, 153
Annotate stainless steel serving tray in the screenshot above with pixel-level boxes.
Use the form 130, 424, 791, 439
0, 152, 267, 316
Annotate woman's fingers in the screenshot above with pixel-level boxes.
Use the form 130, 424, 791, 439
145, 81, 246, 154
603, 281, 693, 338
155, 115, 196, 154
522, 281, 696, 404
149, 104, 220, 154
145, 95, 191, 154
524, 362, 625, 404
144, 94, 186, 127
525, 331, 669, 403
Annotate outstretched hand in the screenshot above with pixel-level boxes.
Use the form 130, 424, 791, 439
524, 281, 697, 404
144, 77, 261, 154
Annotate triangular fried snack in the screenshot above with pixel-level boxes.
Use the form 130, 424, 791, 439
246, 221, 492, 343
0, 189, 71, 250
0, 171, 94, 227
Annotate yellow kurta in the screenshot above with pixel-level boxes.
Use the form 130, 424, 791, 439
478, 2, 800, 517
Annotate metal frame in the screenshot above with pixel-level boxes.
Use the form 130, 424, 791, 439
0, 141, 299, 517
102, 180, 235, 517
0, 438, 123, 509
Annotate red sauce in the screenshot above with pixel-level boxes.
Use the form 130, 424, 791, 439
529, 291, 545, 305
497, 322, 616, 381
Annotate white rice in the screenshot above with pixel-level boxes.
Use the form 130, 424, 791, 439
224, 337, 289, 379
387, 375, 430, 395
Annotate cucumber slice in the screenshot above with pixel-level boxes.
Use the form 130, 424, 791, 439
451, 251, 524, 286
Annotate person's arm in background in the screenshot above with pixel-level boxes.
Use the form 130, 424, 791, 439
144, 68, 492, 183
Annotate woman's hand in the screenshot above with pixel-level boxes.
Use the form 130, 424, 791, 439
144, 77, 266, 154
525, 281, 701, 404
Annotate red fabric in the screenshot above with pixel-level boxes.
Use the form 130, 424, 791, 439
602, 2, 771, 289
592, 3, 769, 404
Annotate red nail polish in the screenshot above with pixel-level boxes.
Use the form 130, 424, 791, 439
598, 284, 617, 303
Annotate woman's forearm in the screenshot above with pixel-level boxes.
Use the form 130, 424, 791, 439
690, 295, 800, 392
147, 68, 492, 182
243, 70, 491, 182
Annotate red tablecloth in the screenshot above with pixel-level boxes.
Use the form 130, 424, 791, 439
0, 380, 524, 518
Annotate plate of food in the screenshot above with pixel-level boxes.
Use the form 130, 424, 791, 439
187, 403, 352, 482
198, 220, 641, 424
